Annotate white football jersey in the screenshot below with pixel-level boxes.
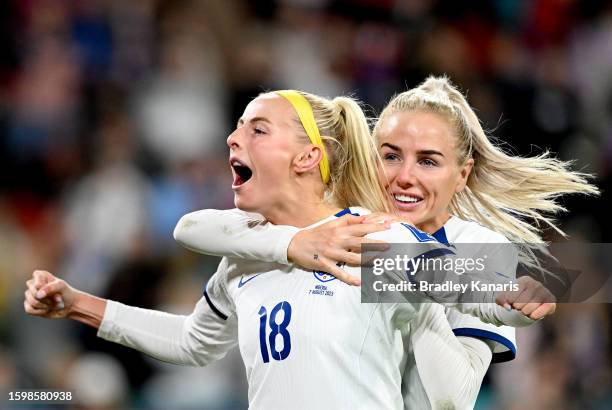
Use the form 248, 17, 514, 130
99, 209, 527, 410
205, 207, 441, 410
401, 216, 518, 409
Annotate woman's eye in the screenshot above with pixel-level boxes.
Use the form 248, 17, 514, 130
419, 158, 437, 167
254, 128, 266, 135
384, 153, 400, 161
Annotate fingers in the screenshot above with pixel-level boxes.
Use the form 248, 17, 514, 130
26, 279, 45, 300
515, 302, 542, 317
32, 270, 54, 288
344, 223, 391, 238
326, 261, 361, 286
24, 299, 50, 316
495, 292, 512, 311
497, 276, 557, 320
322, 239, 389, 267
510, 285, 536, 310
324, 214, 365, 228
530, 303, 556, 320
362, 213, 400, 224
25, 277, 56, 310
514, 286, 555, 317
326, 248, 362, 266
313, 254, 361, 286
52, 294, 65, 310
339, 214, 366, 226
496, 277, 534, 310
497, 276, 531, 308
24, 270, 67, 317
24, 289, 51, 311
344, 237, 389, 254
36, 279, 66, 300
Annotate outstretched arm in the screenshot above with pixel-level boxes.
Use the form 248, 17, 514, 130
98, 297, 237, 367
24, 270, 237, 367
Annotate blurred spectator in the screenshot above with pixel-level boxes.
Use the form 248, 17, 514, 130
1, 1, 610, 409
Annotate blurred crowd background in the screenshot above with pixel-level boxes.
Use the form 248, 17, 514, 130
0, 0, 611, 409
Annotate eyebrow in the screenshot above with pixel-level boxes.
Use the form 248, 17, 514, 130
418, 149, 444, 157
237, 116, 272, 127
380, 143, 445, 157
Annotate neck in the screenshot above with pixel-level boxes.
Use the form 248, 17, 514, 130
417, 212, 452, 234
262, 181, 340, 227
264, 200, 341, 227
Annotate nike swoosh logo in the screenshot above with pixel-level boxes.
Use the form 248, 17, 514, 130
238, 273, 264, 288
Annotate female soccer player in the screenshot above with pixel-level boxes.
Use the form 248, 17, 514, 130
25, 89, 543, 409
172, 77, 598, 408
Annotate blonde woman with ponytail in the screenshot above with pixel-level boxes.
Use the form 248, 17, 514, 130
24, 89, 541, 409
373, 76, 598, 267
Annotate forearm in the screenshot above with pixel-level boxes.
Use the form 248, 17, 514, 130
97, 298, 236, 367
174, 209, 298, 264
412, 304, 492, 410
67, 291, 107, 329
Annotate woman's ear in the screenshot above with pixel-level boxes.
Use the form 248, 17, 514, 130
455, 158, 474, 192
293, 145, 323, 175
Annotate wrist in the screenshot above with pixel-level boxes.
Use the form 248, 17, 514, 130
68, 290, 107, 329
67, 289, 85, 319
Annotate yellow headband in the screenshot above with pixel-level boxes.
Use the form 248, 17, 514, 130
275, 90, 330, 184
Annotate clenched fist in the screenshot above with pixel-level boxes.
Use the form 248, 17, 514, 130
24, 270, 76, 319
495, 276, 557, 320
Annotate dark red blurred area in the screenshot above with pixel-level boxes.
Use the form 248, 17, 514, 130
0, 1, 610, 409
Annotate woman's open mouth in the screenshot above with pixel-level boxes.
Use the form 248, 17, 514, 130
231, 158, 253, 188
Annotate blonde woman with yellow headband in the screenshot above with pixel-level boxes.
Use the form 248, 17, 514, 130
24, 89, 545, 409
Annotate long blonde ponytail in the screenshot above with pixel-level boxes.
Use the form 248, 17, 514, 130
287, 91, 392, 213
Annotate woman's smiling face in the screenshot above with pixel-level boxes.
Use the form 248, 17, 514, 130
377, 110, 473, 233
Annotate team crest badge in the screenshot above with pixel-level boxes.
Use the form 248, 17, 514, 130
313, 271, 336, 282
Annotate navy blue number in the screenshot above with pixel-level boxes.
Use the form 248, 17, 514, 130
258, 306, 270, 363
258, 301, 292, 363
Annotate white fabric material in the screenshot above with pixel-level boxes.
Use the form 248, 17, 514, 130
440, 216, 518, 358
98, 297, 238, 367
99, 208, 529, 409
172, 210, 524, 335
174, 209, 298, 265
102, 208, 418, 409
171, 209, 526, 409
406, 304, 493, 410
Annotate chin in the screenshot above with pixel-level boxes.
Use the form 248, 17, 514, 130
399, 211, 427, 227
234, 196, 250, 211
234, 196, 259, 213
397, 209, 418, 219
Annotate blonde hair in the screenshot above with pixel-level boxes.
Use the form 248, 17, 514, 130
278, 91, 392, 213
374, 76, 599, 265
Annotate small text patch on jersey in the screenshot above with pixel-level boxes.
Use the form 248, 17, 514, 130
308, 284, 334, 296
